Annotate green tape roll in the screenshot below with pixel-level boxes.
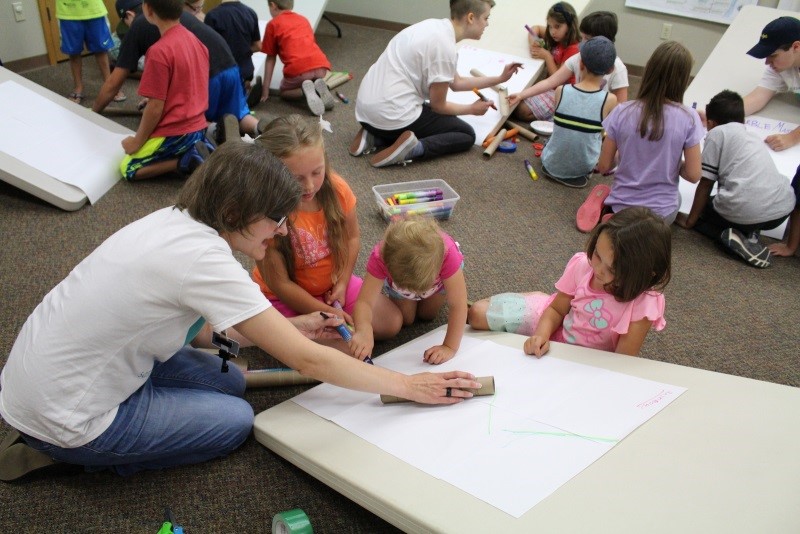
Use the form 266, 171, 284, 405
272, 509, 313, 534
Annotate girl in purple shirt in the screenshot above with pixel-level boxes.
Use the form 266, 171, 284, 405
595, 41, 703, 225
468, 208, 671, 356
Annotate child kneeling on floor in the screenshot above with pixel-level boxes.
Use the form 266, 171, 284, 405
468, 207, 671, 357
675, 90, 795, 269
119, 0, 213, 181
352, 217, 468, 364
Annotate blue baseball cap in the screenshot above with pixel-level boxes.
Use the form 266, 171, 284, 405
115, 0, 143, 18
747, 17, 800, 59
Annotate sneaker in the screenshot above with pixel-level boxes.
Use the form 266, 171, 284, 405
218, 113, 241, 144
369, 131, 418, 168
247, 75, 262, 110
349, 127, 376, 156
314, 78, 336, 110
576, 183, 611, 233
542, 164, 589, 188
301, 79, 325, 116
178, 140, 211, 176
720, 228, 771, 268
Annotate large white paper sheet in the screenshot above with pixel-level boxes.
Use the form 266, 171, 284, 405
293, 331, 686, 517
448, 46, 542, 145
679, 116, 800, 240
0, 81, 125, 203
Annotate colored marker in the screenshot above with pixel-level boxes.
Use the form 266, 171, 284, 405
331, 300, 355, 331
472, 88, 497, 110
320, 311, 352, 342
394, 192, 441, 200
336, 92, 349, 104
397, 196, 443, 205
524, 159, 538, 181
524, 24, 537, 37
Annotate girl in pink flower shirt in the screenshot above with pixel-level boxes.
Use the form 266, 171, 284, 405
468, 207, 671, 356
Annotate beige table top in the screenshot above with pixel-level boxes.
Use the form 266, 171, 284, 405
255, 326, 800, 533
685, 4, 800, 122
0, 67, 132, 211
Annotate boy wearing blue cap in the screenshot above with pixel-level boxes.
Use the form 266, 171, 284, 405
743, 16, 800, 152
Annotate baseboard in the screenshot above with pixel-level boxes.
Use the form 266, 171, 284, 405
3, 55, 50, 74
323, 11, 409, 33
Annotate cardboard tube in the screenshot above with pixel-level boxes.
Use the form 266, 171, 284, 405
483, 128, 507, 158
506, 121, 538, 141
325, 73, 351, 90
469, 68, 506, 93
498, 87, 510, 116
482, 127, 519, 148
245, 368, 320, 388
380, 376, 496, 404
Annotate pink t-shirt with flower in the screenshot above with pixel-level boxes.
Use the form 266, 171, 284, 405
549, 252, 666, 351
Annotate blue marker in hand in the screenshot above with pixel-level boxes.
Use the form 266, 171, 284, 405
320, 311, 352, 341
327, 303, 372, 363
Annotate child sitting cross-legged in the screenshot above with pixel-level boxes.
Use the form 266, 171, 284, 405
539, 35, 618, 189
675, 90, 795, 268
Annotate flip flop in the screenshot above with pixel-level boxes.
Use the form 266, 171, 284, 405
68, 92, 83, 104
576, 184, 611, 233
113, 92, 127, 102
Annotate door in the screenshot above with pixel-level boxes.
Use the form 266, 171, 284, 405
36, 0, 121, 65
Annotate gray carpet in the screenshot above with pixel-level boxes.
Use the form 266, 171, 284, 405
1, 19, 799, 533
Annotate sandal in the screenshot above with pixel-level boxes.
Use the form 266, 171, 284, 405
576, 184, 611, 233
68, 92, 84, 104
113, 91, 127, 103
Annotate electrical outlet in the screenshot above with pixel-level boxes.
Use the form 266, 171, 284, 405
12, 2, 25, 22
660, 23, 672, 40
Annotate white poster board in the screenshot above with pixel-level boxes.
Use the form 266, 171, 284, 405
448, 45, 542, 146
624, 0, 758, 25
0, 80, 124, 204
293, 331, 686, 518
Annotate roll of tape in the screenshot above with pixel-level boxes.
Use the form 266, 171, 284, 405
272, 509, 313, 534
497, 140, 517, 153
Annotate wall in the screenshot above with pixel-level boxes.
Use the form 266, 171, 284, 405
326, 0, 446, 24
588, 0, 780, 75
326, 0, 781, 74
0, 0, 47, 64
0, 0, 784, 69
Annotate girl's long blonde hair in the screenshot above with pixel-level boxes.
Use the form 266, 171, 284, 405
254, 115, 348, 283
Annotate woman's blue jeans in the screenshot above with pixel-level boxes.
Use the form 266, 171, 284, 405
22, 347, 253, 476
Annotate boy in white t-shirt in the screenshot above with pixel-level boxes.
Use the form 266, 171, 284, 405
743, 16, 800, 152
349, 0, 521, 168
508, 11, 629, 110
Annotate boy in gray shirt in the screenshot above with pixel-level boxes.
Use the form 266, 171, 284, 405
676, 90, 795, 268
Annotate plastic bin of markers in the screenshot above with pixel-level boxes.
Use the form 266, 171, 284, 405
372, 179, 460, 222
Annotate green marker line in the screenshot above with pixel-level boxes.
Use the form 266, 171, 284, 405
502, 429, 619, 444
487, 391, 498, 435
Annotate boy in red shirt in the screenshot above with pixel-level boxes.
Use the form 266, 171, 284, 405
120, 0, 213, 180
258, 0, 334, 115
